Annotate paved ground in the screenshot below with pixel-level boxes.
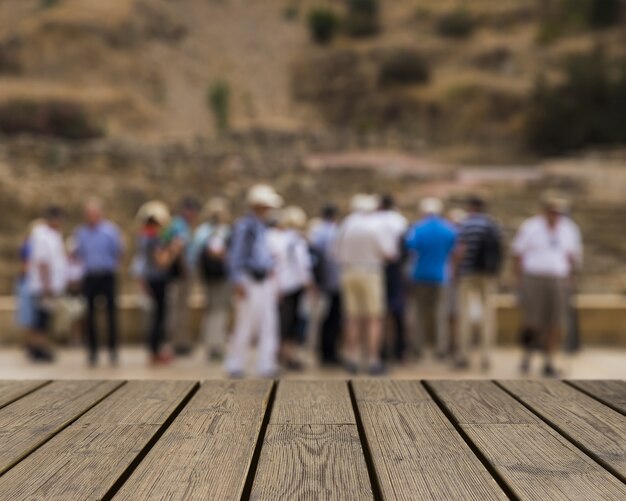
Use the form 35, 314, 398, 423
0, 346, 624, 380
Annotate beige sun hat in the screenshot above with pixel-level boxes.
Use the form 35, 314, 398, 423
281, 206, 307, 230
541, 192, 570, 214
202, 196, 230, 221
136, 200, 171, 226
350, 194, 378, 213
247, 184, 283, 209
420, 197, 443, 215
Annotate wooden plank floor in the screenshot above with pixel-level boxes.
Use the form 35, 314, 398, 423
0, 379, 624, 500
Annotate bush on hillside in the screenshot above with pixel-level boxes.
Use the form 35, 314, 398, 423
525, 50, 626, 155
538, 0, 623, 42
588, 0, 623, 28
0, 100, 103, 140
207, 80, 230, 133
437, 8, 475, 39
308, 7, 340, 45
345, 0, 381, 38
378, 48, 430, 87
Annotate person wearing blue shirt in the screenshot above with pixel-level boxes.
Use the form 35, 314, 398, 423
405, 198, 457, 360
74, 199, 123, 366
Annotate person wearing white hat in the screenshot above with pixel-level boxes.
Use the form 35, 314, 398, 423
405, 197, 457, 360
268, 206, 313, 370
335, 194, 396, 375
512, 193, 582, 377
225, 184, 284, 377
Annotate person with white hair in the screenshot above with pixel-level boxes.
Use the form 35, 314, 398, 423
269, 206, 313, 371
74, 197, 123, 366
190, 197, 232, 361
335, 194, 396, 375
512, 194, 582, 377
225, 184, 283, 378
405, 197, 457, 360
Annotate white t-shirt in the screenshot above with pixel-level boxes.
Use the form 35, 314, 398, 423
512, 215, 582, 278
335, 212, 396, 269
28, 224, 68, 295
375, 210, 408, 242
268, 228, 312, 294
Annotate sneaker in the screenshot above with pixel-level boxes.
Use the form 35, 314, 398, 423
542, 364, 560, 378
150, 352, 174, 367
453, 358, 470, 370
285, 359, 304, 372
228, 370, 245, 379
208, 350, 223, 362
173, 345, 193, 357
367, 362, 388, 376
343, 361, 359, 375
480, 358, 491, 373
28, 347, 55, 363
520, 357, 531, 375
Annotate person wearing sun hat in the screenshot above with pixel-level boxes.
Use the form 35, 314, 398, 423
225, 183, 284, 378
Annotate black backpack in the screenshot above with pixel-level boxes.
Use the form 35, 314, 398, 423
198, 233, 229, 282
473, 222, 503, 274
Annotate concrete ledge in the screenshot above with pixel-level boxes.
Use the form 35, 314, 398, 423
1, 294, 625, 346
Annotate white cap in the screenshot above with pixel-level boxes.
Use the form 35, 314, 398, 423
247, 184, 283, 209
350, 194, 378, 213
420, 197, 443, 215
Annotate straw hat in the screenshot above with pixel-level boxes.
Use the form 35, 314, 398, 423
247, 184, 283, 209
136, 200, 171, 226
202, 196, 230, 221
541, 192, 570, 214
420, 197, 443, 215
350, 194, 378, 213
280, 206, 307, 230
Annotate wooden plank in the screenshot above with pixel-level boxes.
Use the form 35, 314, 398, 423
114, 380, 272, 501
568, 380, 626, 415
427, 380, 626, 500
499, 380, 626, 480
0, 380, 122, 475
353, 380, 507, 500
0, 380, 48, 409
0, 380, 195, 500
251, 380, 373, 500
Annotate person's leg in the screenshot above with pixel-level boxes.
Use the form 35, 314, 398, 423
83, 275, 98, 364
103, 274, 118, 363
480, 276, 497, 371
321, 291, 341, 364
340, 272, 360, 369
414, 285, 430, 358
455, 277, 472, 367
543, 278, 566, 376
436, 284, 449, 357
225, 280, 254, 375
365, 270, 385, 373
147, 280, 166, 357
170, 277, 192, 354
256, 279, 280, 376
203, 281, 230, 359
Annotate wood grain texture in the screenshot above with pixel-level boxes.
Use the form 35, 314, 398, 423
114, 380, 272, 501
0, 380, 48, 409
568, 380, 626, 415
0, 380, 195, 500
0, 380, 122, 475
353, 380, 507, 500
427, 380, 626, 500
251, 380, 373, 500
499, 380, 626, 479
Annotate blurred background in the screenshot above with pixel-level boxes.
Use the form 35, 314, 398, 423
0, 0, 625, 379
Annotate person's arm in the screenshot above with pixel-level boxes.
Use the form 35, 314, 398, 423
227, 221, 248, 298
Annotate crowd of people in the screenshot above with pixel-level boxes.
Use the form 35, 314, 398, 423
14, 183, 583, 378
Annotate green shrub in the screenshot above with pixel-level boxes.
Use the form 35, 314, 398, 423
0, 100, 103, 140
525, 50, 626, 155
40, 0, 60, 9
437, 8, 475, 39
538, 0, 623, 42
588, 0, 622, 28
307, 7, 340, 45
345, 0, 380, 38
378, 48, 430, 87
207, 80, 230, 133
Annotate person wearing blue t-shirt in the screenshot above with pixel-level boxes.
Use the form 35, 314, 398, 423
405, 198, 457, 359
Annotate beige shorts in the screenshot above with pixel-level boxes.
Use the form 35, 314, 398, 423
521, 275, 568, 332
341, 268, 384, 318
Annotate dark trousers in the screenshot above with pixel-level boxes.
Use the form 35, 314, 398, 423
319, 291, 342, 364
83, 272, 118, 360
147, 279, 167, 356
280, 288, 304, 343
385, 262, 406, 360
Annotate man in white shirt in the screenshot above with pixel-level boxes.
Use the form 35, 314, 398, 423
27, 206, 68, 362
512, 195, 582, 377
335, 194, 396, 374
375, 194, 409, 362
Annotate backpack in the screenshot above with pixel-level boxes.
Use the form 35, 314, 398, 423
473, 222, 503, 274
198, 229, 229, 282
